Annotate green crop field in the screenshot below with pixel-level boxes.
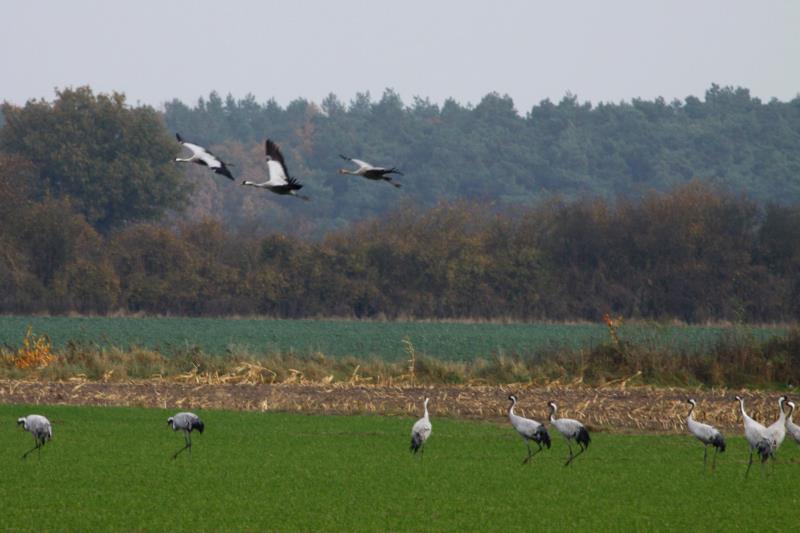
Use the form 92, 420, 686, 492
0, 404, 797, 531
0, 316, 789, 361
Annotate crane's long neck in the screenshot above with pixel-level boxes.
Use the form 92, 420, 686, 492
687, 403, 695, 420
738, 398, 747, 419
508, 399, 516, 417
423, 400, 429, 420
777, 398, 786, 422
549, 404, 557, 422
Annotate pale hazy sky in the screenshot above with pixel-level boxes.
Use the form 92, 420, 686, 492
2, 0, 798, 112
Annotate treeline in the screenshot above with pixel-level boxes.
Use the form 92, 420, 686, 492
1, 175, 798, 322
3, 86, 800, 237
2, 86, 799, 322
0, 88, 184, 232
162, 84, 800, 232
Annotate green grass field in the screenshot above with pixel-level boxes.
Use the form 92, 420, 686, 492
0, 316, 788, 360
0, 404, 797, 531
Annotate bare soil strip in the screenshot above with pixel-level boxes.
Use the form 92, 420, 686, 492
0, 380, 788, 434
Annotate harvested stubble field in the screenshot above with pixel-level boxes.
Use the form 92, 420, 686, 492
0, 379, 790, 434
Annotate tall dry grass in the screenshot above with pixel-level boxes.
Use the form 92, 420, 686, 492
1, 327, 799, 389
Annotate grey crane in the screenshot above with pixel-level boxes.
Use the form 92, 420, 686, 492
167, 412, 205, 459
547, 401, 590, 466
547, 401, 592, 466
17, 414, 52, 459
410, 398, 432, 459
735, 395, 774, 478
338, 155, 403, 188
785, 401, 800, 445
685, 399, 725, 470
175, 133, 235, 180
507, 395, 550, 464
766, 395, 789, 453
241, 139, 309, 200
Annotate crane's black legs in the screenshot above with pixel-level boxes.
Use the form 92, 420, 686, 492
172, 432, 192, 459
746, 448, 772, 479
703, 445, 708, 468
22, 437, 44, 459
172, 443, 191, 459
565, 442, 586, 466
523, 442, 533, 464
712, 447, 718, 471
522, 441, 544, 464
745, 450, 754, 478
22, 443, 39, 459
522, 442, 532, 464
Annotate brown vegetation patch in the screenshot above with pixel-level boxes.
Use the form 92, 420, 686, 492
0, 379, 789, 435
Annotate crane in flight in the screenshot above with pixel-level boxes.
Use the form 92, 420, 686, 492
242, 139, 309, 200
175, 133, 235, 180
338, 155, 403, 188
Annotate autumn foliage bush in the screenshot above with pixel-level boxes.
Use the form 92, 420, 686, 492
7, 326, 54, 369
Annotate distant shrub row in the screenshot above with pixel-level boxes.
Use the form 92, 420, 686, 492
0, 177, 799, 322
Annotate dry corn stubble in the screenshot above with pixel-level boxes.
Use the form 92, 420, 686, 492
0, 378, 789, 435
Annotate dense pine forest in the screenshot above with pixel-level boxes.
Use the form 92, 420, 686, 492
0, 85, 799, 321
161, 84, 800, 232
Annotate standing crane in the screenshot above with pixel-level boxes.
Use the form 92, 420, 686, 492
175, 133, 235, 180
685, 399, 725, 470
785, 401, 800, 445
735, 395, 774, 478
338, 155, 403, 188
766, 395, 789, 453
547, 401, 590, 466
507, 395, 550, 464
167, 412, 205, 459
17, 414, 52, 459
410, 398, 432, 459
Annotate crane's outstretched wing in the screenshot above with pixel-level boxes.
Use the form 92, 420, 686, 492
214, 163, 235, 180
176, 133, 211, 159
178, 133, 235, 179
266, 139, 291, 176
384, 166, 403, 176
339, 154, 373, 169
266, 159, 290, 186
